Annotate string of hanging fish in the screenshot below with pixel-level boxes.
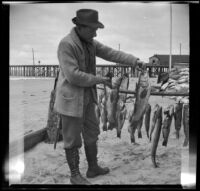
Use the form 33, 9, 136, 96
96, 66, 189, 168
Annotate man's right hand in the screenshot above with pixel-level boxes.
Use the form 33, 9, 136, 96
101, 77, 112, 88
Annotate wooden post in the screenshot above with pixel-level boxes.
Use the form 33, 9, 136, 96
169, 4, 172, 72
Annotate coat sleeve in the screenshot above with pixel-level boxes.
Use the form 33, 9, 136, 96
58, 41, 102, 87
94, 40, 139, 67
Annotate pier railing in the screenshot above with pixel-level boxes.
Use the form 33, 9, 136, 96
9, 64, 169, 78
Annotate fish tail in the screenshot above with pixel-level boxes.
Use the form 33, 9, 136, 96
117, 131, 121, 138
146, 131, 149, 139
138, 130, 142, 138
151, 155, 158, 168
131, 135, 135, 143
176, 131, 179, 139
102, 124, 107, 131
162, 140, 167, 146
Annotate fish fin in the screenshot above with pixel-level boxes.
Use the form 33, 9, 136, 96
138, 131, 142, 138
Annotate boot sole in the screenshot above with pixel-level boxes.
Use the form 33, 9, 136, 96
87, 170, 110, 178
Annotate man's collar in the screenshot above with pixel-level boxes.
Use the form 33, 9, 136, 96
70, 27, 84, 54
74, 27, 93, 44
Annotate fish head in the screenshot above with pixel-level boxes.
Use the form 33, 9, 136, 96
138, 70, 150, 88
106, 76, 124, 123
112, 77, 123, 89
120, 74, 129, 89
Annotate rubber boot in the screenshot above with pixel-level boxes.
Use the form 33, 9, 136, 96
84, 142, 110, 178
65, 148, 91, 185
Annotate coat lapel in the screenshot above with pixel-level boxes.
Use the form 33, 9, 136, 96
70, 27, 84, 55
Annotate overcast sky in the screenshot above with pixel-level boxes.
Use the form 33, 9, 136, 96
9, 2, 190, 65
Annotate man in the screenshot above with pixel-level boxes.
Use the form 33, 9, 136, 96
54, 9, 146, 185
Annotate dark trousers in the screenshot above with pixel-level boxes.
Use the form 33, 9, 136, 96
61, 97, 100, 149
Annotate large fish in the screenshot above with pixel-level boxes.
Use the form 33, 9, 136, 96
99, 72, 113, 131
144, 103, 151, 139
149, 104, 160, 142
106, 76, 123, 130
162, 105, 174, 146
98, 91, 107, 131
183, 103, 189, 147
100, 72, 129, 138
174, 102, 183, 139
128, 69, 151, 143
151, 105, 162, 168
115, 73, 129, 138
106, 74, 129, 138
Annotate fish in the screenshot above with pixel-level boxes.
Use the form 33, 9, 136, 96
162, 105, 174, 146
174, 102, 183, 139
137, 115, 144, 138
106, 77, 122, 130
177, 76, 189, 84
128, 69, 151, 144
169, 74, 182, 80
116, 101, 127, 138
183, 103, 189, 147
149, 104, 160, 142
99, 72, 113, 131
105, 73, 129, 138
179, 68, 189, 72
128, 110, 137, 144
160, 82, 169, 91
115, 73, 129, 138
144, 103, 151, 139
151, 105, 162, 168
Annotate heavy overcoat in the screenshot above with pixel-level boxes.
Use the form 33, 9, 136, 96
54, 28, 138, 117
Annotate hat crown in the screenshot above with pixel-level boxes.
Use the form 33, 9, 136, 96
76, 9, 99, 23
72, 9, 104, 28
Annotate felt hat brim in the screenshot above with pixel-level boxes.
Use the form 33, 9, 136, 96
72, 17, 104, 29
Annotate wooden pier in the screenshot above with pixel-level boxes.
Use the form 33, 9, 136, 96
9, 64, 169, 78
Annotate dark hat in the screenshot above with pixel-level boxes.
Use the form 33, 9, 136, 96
72, 9, 104, 29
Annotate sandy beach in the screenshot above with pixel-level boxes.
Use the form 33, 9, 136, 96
9, 77, 190, 186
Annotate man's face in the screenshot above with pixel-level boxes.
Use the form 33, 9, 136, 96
79, 25, 98, 42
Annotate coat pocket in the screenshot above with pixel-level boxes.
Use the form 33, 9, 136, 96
61, 94, 75, 100
59, 85, 76, 100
